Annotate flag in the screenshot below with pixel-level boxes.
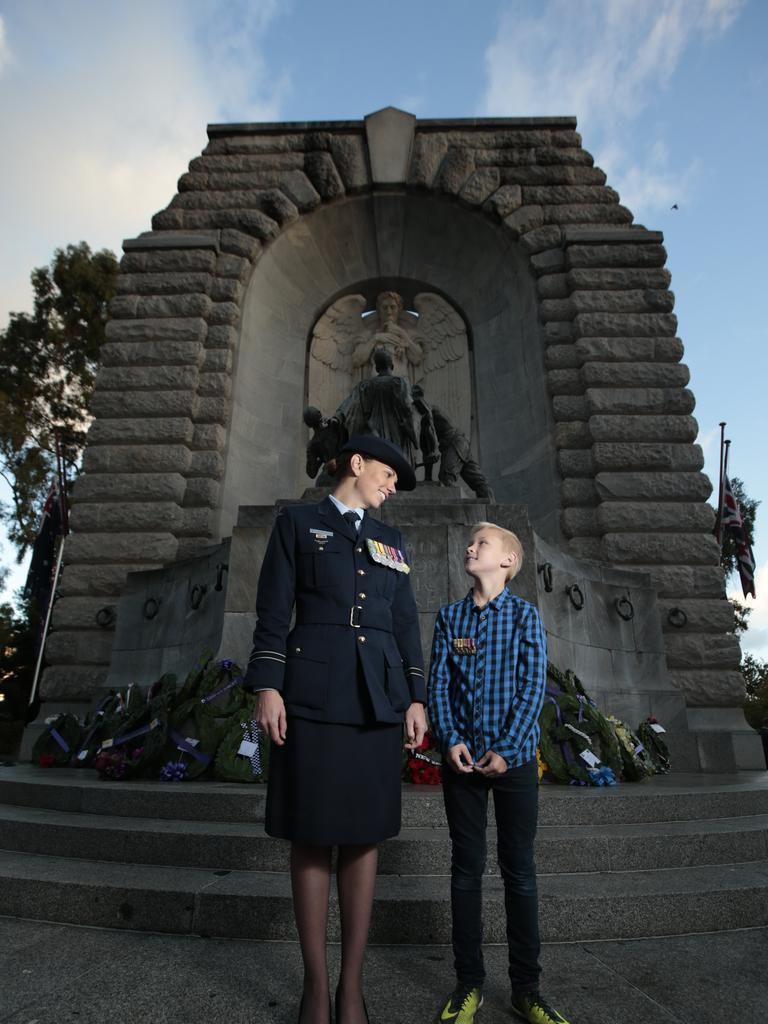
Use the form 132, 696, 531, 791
23, 479, 66, 639
721, 476, 756, 599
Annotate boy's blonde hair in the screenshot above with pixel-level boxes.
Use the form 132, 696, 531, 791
470, 521, 524, 581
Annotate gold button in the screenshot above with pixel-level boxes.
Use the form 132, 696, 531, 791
357, 569, 366, 576
295, 647, 301, 653
358, 635, 367, 643
358, 592, 366, 600
356, 546, 363, 553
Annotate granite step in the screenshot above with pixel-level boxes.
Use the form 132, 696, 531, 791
1, 849, 767, 942
2, 803, 768, 875
3, 766, 768, 826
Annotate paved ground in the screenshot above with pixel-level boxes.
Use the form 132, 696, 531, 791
1, 916, 765, 1024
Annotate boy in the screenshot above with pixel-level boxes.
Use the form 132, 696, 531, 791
428, 523, 570, 1024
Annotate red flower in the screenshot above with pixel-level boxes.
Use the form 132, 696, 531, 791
38, 754, 55, 768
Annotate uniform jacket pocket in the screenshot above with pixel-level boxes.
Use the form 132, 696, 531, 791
284, 646, 329, 710
384, 648, 410, 713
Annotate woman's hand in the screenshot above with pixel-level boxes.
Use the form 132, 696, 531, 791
256, 689, 287, 746
403, 702, 427, 750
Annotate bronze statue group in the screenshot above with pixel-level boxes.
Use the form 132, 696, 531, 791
247, 434, 570, 1024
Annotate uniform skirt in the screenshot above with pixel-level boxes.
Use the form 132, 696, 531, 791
265, 716, 403, 845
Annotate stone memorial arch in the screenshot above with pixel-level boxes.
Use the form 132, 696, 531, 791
44, 108, 743, 751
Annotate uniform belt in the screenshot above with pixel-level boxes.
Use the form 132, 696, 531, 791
295, 606, 392, 631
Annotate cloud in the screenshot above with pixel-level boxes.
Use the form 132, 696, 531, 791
0, 1, 288, 323
481, 0, 744, 219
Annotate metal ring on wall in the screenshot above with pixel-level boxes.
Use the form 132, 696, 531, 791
215, 562, 229, 592
143, 597, 161, 620
615, 596, 634, 621
95, 606, 116, 629
566, 583, 584, 610
537, 562, 554, 593
189, 584, 207, 610
667, 607, 688, 628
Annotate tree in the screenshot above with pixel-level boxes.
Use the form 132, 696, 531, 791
0, 243, 118, 559
742, 653, 768, 731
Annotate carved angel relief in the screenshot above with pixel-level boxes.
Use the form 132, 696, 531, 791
308, 291, 471, 442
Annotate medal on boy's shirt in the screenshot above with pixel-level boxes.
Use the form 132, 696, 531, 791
453, 637, 477, 655
366, 538, 411, 574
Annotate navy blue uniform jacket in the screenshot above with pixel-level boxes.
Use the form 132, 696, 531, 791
242, 497, 426, 725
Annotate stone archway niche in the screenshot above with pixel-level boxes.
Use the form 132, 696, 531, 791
218, 194, 561, 541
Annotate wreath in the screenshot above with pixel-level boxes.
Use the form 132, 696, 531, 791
161, 698, 221, 780
636, 716, 671, 774
31, 714, 83, 767
94, 713, 168, 780
198, 659, 246, 719
175, 652, 214, 705
608, 716, 656, 781
403, 733, 442, 785
214, 717, 269, 782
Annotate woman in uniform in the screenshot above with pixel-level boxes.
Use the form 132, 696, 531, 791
245, 435, 427, 1024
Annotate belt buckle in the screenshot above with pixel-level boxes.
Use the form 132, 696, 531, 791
350, 605, 363, 628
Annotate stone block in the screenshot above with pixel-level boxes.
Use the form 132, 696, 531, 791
561, 507, 599, 537
72, 472, 186, 505
205, 325, 238, 349
83, 445, 192, 476
95, 365, 200, 392
586, 388, 695, 416
108, 295, 137, 319
99, 340, 203, 367
500, 164, 607, 186
520, 225, 563, 255
65, 532, 179, 565
208, 302, 240, 326
531, 249, 567, 275
503, 204, 544, 238
523, 185, 620, 206
536, 147, 594, 166
121, 250, 217, 275
664, 633, 742, 670
215, 253, 251, 281
540, 298, 575, 322
591, 442, 703, 473
40, 665, 109, 701
482, 184, 523, 219
669, 669, 746, 707
210, 278, 243, 304
196, 372, 232, 398
566, 243, 667, 269
566, 536, 602, 559
561, 478, 598, 506
576, 337, 683, 363
50, 596, 118, 631
544, 204, 633, 226
567, 267, 671, 291
589, 414, 698, 443
597, 502, 715, 534
220, 229, 262, 260
546, 369, 582, 395
183, 477, 221, 508
575, 312, 677, 337
69, 502, 181, 534
193, 396, 230, 424
658, 598, 735, 634
86, 418, 194, 446
458, 167, 500, 205
90, 388, 196, 419
544, 321, 573, 343
304, 152, 345, 200
568, 290, 675, 315
133, 294, 212, 320
595, 471, 712, 503
434, 147, 476, 195
105, 316, 207, 344
191, 424, 227, 451
600, 533, 720, 566
176, 507, 216, 537
557, 450, 593, 476
278, 168, 321, 211
584, 362, 689, 389
189, 451, 225, 478
200, 348, 232, 373
329, 135, 369, 192
545, 345, 582, 370
619, 564, 694, 598
173, 207, 279, 240
59, 562, 160, 598
115, 272, 213, 297
408, 133, 447, 189
537, 273, 569, 299
552, 395, 588, 420
554, 421, 592, 448
45, 629, 115, 666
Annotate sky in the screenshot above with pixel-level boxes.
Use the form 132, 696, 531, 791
1, 0, 767, 654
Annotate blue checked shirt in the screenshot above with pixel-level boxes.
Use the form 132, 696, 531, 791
427, 588, 546, 768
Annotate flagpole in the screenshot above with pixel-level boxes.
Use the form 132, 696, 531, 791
54, 429, 70, 536
715, 421, 727, 546
27, 535, 66, 708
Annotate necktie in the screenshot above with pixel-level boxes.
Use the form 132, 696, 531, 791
343, 511, 361, 532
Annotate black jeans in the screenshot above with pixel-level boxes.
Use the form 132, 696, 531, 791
442, 758, 541, 993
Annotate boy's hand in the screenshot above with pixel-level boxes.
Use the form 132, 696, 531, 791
404, 703, 428, 750
474, 750, 507, 777
255, 689, 287, 746
448, 743, 475, 773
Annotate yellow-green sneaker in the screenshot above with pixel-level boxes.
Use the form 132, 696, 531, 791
510, 991, 570, 1024
438, 985, 483, 1024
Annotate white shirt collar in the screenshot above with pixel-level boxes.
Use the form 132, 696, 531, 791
328, 493, 365, 526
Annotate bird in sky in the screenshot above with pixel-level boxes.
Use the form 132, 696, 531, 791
671, 203, 679, 210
